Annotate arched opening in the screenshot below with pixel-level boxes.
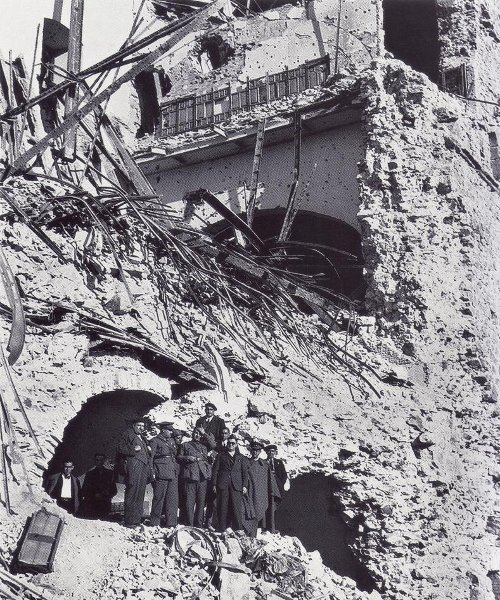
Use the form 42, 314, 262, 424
383, 0, 440, 83
44, 390, 166, 519
209, 209, 365, 300
46, 390, 165, 475
276, 473, 377, 592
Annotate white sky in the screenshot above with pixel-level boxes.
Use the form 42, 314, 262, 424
0, 1, 152, 124
0, 0, 140, 67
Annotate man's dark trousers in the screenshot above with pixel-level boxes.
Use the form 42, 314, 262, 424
184, 479, 208, 527
124, 458, 148, 527
216, 485, 243, 531
150, 479, 178, 527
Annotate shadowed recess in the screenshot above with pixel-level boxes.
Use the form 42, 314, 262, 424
276, 473, 377, 592
46, 390, 165, 476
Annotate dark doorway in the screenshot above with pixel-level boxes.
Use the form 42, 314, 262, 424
134, 70, 170, 137
383, 0, 440, 83
46, 390, 165, 476
276, 474, 376, 592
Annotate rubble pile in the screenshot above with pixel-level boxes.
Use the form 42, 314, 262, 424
93, 525, 364, 600
0, 0, 498, 599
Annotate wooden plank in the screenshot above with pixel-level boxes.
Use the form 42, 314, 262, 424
1, 9, 199, 121
278, 112, 302, 242
63, 0, 85, 159
246, 118, 265, 229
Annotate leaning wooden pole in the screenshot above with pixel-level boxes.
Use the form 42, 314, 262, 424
8, 0, 225, 175
246, 119, 266, 229
278, 112, 302, 242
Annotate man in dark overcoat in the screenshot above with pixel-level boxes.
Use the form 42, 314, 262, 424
149, 422, 179, 527
263, 444, 288, 532
46, 459, 81, 515
195, 403, 225, 446
211, 435, 249, 532
178, 427, 212, 527
116, 417, 150, 528
80, 453, 117, 519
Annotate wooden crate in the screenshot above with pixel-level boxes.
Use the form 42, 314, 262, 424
15, 508, 64, 574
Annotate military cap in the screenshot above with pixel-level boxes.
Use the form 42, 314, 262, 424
250, 441, 263, 450
157, 421, 175, 430
264, 444, 278, 452
204, 402, 217, 411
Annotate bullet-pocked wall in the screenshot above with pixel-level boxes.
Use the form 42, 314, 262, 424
145, 121, 364, 233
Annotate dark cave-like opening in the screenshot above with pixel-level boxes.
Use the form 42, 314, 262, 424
44, 390, 166, 519
383, 0, 440, 83
46, 390, 165, 476
276, 473, 377, 592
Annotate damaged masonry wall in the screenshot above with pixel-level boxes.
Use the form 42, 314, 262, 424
0, 1, 498, 600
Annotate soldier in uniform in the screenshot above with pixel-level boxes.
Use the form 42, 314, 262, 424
116, 417, 150, 528
243, 441, 270, 537
149, 422, 179, 527
178, 427, 212, 527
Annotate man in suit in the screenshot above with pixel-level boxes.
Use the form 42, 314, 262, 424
211, 436, 249, 532
116, 417, 150, 528
80, 453, 117, 519
195, 403, 225, 447
263, 444, 288, 532
216, 426, 231, 452
149, 422, 179, 527
178, 427, 212, 527
46, 459, 81, 515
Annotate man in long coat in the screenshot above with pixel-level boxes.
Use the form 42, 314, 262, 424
80, 453, 117, 519
211, 435, 249, 532
116, 417, 150, 528
243, 441, 270, 537
46, 459, 81, 515
263, 444, 288, 532
149, 422, 179, 527
178, 427, 212, 527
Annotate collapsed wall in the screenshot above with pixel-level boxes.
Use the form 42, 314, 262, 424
0, 1, 498, 599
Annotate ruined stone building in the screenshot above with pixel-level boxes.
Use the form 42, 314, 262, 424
0, 0, 498, 599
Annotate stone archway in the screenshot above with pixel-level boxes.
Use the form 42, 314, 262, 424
46, 389, 165, 476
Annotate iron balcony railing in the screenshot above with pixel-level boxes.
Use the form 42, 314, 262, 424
159, 54, 330, 137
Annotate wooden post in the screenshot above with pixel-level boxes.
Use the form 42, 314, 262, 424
247, 119, 266, 228
63, 0, 85, 159
278, 112, 302, 242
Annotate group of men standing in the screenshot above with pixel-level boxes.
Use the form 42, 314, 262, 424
117, 402, 288, 536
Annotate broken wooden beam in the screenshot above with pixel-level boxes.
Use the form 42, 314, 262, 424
246, 118, 265, 228
278, 112, 302, 242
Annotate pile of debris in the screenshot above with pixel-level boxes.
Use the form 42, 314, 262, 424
93, 525, 366, 600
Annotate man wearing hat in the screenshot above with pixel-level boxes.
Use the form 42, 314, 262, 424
242, 441, 270, 537
211, 435, 249, 532
116, 417, 150, 528
195, 403, 226, 446
178, 427, 212, 527
263, 444, 288, 532
149, 422, 179, 527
